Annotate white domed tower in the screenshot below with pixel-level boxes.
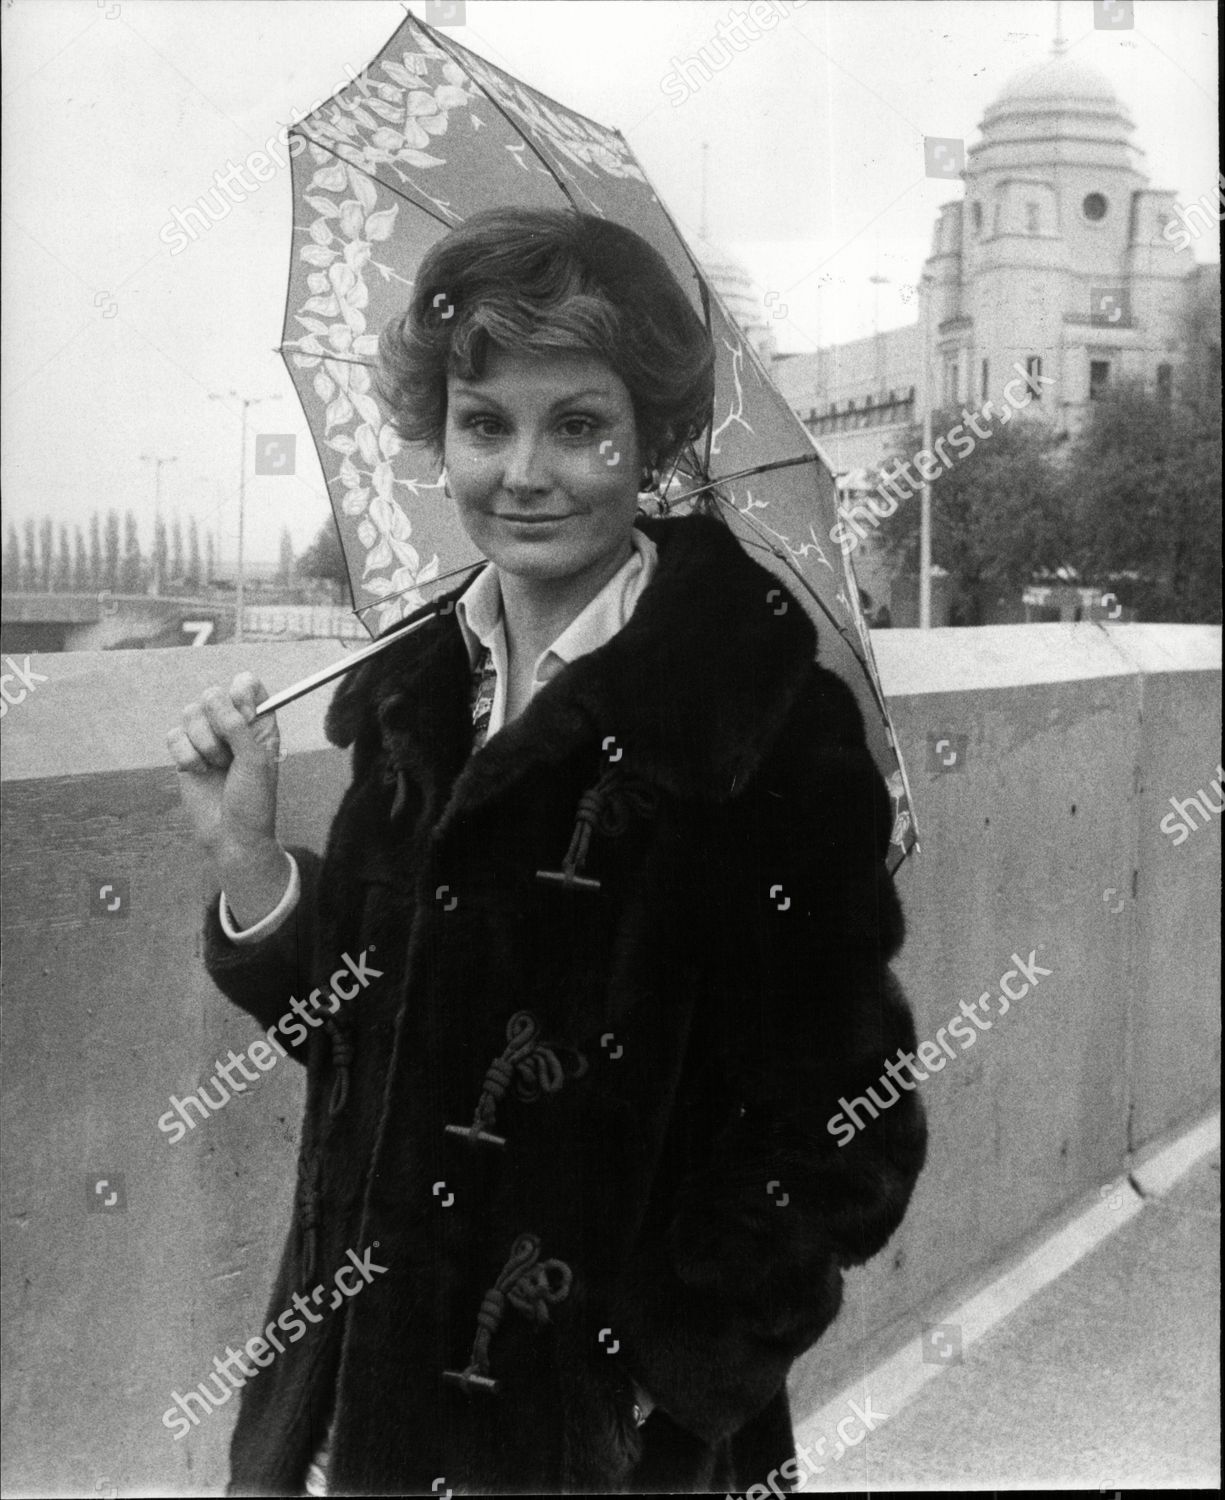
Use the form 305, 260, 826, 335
698, 238, 778, 361
920, 30, 1197, 434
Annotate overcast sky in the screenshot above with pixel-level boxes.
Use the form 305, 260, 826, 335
2, 0, 1218, 566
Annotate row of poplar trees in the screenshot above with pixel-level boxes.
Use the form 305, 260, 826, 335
2, 512, 216, 595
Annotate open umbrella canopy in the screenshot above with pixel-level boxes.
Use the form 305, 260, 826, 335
279, 10, 918, 869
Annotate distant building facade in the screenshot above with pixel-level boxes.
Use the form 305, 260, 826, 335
767, 40, 1217, 480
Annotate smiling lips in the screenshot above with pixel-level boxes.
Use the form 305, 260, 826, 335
495, 513, 574, 523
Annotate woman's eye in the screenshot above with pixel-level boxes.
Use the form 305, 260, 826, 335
462, 415, 502, 439
558, 416, 598, 439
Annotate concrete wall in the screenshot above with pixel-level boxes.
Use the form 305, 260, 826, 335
1, 627, 1219, 1497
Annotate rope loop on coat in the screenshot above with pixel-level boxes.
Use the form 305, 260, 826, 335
542, 764, 660, 889
296, 1147, 321, 1283
444, 1232, 572, 1395
324, 1017, 353, 1117
459, 1011, 588, 1143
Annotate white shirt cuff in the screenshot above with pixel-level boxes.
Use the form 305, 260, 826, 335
218, 851, 300, 943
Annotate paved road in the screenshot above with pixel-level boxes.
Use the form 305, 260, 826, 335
801, 1149, 1220, 1491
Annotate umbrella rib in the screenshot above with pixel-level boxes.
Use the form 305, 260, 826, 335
281, 349, 375, 369
291, 128, 459, 232
609, 135, 717, 468
711, 492, 894, 724
418, 20, 583, 214
671, 452, 825, 504
350, 559, 485, 621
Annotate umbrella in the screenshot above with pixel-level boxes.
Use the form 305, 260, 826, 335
269, 9, 919, 870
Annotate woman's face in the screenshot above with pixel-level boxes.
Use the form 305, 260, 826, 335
443, 349, 644, 583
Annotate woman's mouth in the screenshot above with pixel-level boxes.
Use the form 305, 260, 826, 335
495, 513, 574, 525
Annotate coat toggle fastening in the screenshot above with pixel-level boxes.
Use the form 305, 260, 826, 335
535, 762, 658, 892
443, 1232, 573, 1396
444, 1010, 588, 1149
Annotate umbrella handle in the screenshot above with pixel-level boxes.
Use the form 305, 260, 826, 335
252, 609, 440, 719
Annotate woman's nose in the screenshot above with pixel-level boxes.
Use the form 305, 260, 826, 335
501, 435, 549, 495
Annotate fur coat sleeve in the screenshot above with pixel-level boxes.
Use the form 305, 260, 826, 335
605, 662, 925, 1444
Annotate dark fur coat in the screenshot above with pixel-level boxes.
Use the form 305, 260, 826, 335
203, 512, 927, 1495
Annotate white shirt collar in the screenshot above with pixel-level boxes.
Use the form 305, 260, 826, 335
454, 528, 658, 734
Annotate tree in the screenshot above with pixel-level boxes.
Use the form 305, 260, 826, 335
3, 523, 21, 592
52, 524, 72, 592
74, 526, 90, 591
23, 519, 38, 592
153, 513, 169, 594
297, 520, 347, 593
38, 517, 54, 592
120, 511, 143, 593
186, 517, 202, 591
277, 526, 296, 586
869, 405, 1067, 624
1064, 291, 1221, 623
171, 514, 184, 584
104, 511, 121, 592
89, 512, 103, 591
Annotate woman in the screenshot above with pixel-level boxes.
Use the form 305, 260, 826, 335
168, 207, 927, 1496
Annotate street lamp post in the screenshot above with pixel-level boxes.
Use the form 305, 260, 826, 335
139, 453, 177, 597
209, 390, 280, 643
917, 272, 935, 631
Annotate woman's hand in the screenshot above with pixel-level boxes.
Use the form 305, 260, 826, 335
167, 672, 290, 927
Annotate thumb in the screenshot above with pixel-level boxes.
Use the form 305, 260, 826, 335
226, 672, 280, 763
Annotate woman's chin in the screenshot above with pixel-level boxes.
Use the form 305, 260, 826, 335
485, 538, 609, 584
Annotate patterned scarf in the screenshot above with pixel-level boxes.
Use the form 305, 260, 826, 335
469, 642, 498, 752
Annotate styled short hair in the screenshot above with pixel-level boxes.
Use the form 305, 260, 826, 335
375, 206, 715, 471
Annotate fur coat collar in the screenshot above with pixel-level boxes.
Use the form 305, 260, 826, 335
323, 512, 818, 821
